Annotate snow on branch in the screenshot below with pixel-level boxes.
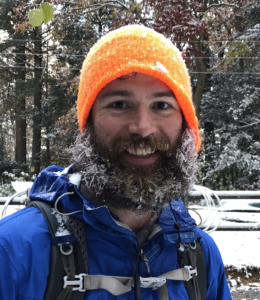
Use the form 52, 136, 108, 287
104, 0, 128, 9
206, 3, 242, 10
240, 120, 260, 129
69, 0, 128, 12
86, 4, 124, 13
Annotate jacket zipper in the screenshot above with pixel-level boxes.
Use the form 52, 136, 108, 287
140, 249, 151, 277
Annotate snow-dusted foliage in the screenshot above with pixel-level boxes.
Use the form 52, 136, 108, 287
0, 171, 30, 197
199, 24, 260, 190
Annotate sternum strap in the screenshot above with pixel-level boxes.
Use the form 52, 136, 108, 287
63, 266, 196, 297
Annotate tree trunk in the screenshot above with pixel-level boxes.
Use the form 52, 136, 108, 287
192, 34, 208, 120
15, 43, 27, 167
46, 130, 51, 167
204, 121, 215, 165
193, 56, 207, 120
31, 28, 42, 175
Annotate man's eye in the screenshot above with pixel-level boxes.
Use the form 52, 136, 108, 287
154, 102, 171, 109
111, 101, 127, 109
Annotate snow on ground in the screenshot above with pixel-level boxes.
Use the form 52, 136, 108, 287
210, 231, 260, 269
189, 203, 260, 299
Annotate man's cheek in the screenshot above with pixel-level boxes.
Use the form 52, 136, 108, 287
94, 128, 113, 150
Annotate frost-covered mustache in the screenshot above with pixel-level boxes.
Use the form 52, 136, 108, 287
108, 134, 174, 157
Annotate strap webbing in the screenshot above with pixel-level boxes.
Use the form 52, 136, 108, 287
30, 200, 207, 300
158, 284, 169, 300
194, 240, 207, 300
179, 239, 207, 300
189, 244, 201, 300
84, 275, 133, 295
56, 286, 73, 300
56, 251, 76, 300
29, 201, 86, 300
63, 266, 194, 297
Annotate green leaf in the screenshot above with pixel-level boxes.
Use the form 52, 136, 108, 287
41, 3, 53, 24
28, 9, 44, 27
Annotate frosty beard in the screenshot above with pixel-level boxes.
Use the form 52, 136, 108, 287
70, 124, 198, 212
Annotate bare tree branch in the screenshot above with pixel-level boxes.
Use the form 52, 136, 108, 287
2, 68, 18, 77
24, 46, 41, 58
15, 56, 36, 69
206, 3, 242, 10
240, 120, 260, 129
70, 4, 122, 12
25, 61, 36, 68
69, 0, 128, 11
104, 0, 128, 10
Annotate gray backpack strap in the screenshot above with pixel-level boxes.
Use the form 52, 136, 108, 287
178, 239, 207, 300
29, 201, 87, 300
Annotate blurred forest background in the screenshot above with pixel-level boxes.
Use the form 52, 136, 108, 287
0, 0, 260, 191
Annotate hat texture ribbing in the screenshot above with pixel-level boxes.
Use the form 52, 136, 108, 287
77, 25, 200, 151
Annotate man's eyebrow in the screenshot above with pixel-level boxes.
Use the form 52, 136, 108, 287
98, 90, 134, 101
152, 91, 176, 98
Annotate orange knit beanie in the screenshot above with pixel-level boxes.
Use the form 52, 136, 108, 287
77, 25, 200, 151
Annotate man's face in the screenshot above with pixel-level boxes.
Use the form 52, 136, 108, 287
92, 73, 183, 167
71, 73, 197, 212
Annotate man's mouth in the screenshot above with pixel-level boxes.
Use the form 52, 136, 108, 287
122, 147, 160, 165
125, 147, 156, 156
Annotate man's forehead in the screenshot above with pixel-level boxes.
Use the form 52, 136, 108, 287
95, 72, 176, 103
117, 72, 158, 82
99, 72, 174, 94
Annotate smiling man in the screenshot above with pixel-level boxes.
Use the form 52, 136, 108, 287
0, 25, 231, 300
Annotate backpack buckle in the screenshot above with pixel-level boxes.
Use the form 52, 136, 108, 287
184, 265, 197, 281
63, 274, 87, 292
140, 276, 166, 289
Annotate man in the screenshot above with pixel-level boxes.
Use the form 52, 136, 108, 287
0, 25, 231, 300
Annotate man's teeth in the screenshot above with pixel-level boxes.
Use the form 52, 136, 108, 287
126, 148, 156, 156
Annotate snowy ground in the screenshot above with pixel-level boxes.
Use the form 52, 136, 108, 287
211, 231, 260, 269
189, 203, 260, 299
211, 231, 260, 299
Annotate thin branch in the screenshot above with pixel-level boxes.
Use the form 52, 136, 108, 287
206, 3, 242, 10
105, 0, 128, 10
24, 46, 41, 58
16, 56, 36, 69
240, 121, 260, 129
3, 68, 18, 77
41, 63, 47, 80
61, 1, 79, 4
69, 0, 128, 11
25, 61, 36, 68
70, 3, 123, 12
15, 56, 27, 65
82, 1, 126, 9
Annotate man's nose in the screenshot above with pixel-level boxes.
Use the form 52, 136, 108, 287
128, 106, 157, 137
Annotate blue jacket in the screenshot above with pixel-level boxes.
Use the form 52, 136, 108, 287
0, 165, 231, 300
